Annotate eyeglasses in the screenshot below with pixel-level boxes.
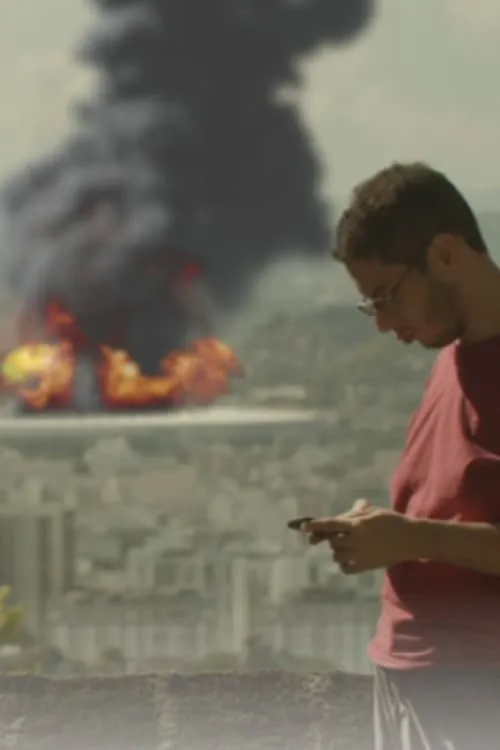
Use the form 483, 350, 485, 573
356, 267, 411, 317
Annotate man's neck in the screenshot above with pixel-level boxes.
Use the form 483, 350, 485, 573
460, 261, 500, 345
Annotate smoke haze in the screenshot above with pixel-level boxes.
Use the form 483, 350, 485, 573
0, 0, 375, 371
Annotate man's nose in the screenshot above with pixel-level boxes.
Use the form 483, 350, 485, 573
374, 308, 393, 333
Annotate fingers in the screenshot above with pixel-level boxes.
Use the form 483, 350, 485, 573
339, 561, 359, 574
304, 499, 370, 537
305, 526, 362, 574
332, 548, 361, 574
304, 517, 351, 535
332, 547, 354, 565
307, 532, 327, 545
299, 504, 371, 574
352, 498, 370, 513
328, 534, 351, 550
303, 502, 369, 548
307, 530, 348, 546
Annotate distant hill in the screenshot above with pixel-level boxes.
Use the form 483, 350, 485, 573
237, 303, 434, 408
478, 212, 500, 258
237, 211, 500, 408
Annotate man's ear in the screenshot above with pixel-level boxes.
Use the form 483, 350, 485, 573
427, 233, 460, 279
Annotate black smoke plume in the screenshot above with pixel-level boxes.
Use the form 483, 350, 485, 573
0, 0, 375, 376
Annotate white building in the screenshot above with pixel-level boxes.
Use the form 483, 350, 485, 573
47, 531, 382, 674
0, 501, 76, 634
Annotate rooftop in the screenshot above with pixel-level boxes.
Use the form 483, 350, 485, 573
0, 670, 372, 749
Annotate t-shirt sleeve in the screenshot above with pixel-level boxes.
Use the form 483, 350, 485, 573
455, 343, 500, 513
459, 342, 500, 455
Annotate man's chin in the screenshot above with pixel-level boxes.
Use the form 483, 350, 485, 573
417, 331, 458, 350
420, 341, 447, 350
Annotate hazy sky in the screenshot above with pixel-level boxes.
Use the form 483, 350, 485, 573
301, 0, 500, 204
1, 0, 499, 208
0, 1, 92, 177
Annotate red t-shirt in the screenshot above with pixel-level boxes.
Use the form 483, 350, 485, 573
369, 337, 500, 669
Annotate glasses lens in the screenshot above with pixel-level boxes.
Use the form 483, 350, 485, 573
357, 300, 375, 316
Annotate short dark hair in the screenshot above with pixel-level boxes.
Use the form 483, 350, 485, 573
334, 162, 488, 268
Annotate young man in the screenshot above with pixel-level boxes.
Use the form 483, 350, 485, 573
304, 162, 500, 749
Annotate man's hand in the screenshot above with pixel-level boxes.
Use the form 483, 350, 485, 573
306, 498, 370, 545
304, 505, 417, 574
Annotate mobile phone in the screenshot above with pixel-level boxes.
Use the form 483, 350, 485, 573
287, 516, 315, 531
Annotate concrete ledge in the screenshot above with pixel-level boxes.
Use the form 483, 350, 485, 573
0, 671, 373, 749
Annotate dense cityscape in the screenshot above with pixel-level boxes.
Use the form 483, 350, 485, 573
0, 301, 435, 678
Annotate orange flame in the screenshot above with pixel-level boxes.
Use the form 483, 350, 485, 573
1, 303, 243, 411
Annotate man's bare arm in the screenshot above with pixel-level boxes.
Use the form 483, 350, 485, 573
407, 518, 500, 576
304, 509, 500, 575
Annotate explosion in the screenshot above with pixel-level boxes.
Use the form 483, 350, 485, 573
1, 302, 243, 412
0, 0, 375, 413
